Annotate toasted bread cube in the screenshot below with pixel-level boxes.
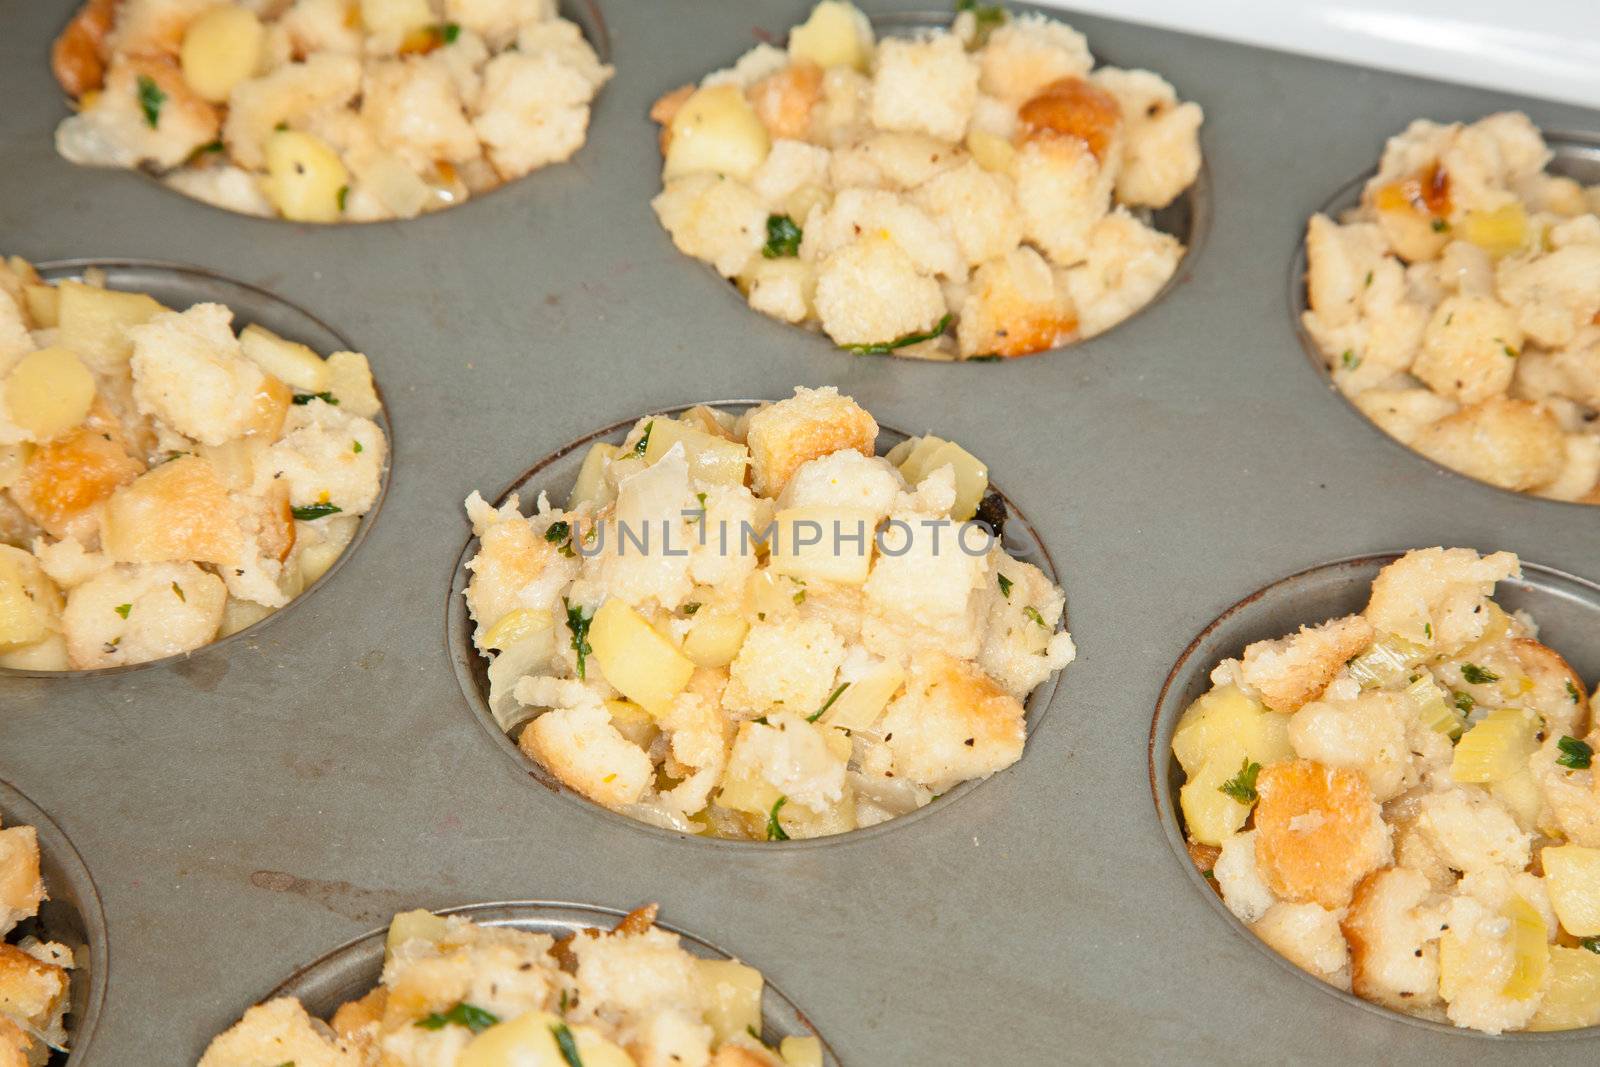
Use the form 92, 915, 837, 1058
9, 415, 144, 540
869, 34, 977, 143
61, 561, 226, 669
745, 387, 877, 497
1412, 295, 1521, 405
1251, 901, 1351, 989
197, 997, 361, 1067
977, 13, 1092, 104
879, 650, 1026, 792
0, 942, 68, 1046
101, 455, 245, 566
1342, 867, 1445, 1011
956, 246, 1077, 358
653, 173, 768, 279
1414, 397, 1567, 493
518, 703, 654, 809
1239, 614, 1375, 713
0, 826, 43, 936
129, 304, 269, 446
1253, 760, 1392, 908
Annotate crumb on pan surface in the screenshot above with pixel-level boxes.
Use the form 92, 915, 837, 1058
0, 815, 74, 1065
0, 256, 387, 670
461, 387, 1076, 840
648, 1, 1203, 360
198, 904, 826, 1067
1302, 112, 1600, 504
1175, 546, 1600, 1034
51, 0, 613, 222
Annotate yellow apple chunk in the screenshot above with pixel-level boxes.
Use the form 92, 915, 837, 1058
643, 418, 750, 487
56, 280, 166, 371
1542, 845, 1600, 937
0, 545, 64, 649
459, 1011, 633, 1067
180, 5, 265, 103
663, 84, 771, 182
238, 323, 329, 394
263, 129, 351, 224
588, 598, 694, 716
767, 505, 875, 585
5, 347, 96, 442
787, 0, 872, 71
696, 958, 764, 1044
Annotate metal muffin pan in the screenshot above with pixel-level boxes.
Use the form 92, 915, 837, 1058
445, 401, 1062, 848
0, 779, 106, 1065
0, 0, 1596, 1061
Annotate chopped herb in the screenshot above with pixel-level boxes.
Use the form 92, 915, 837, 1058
761, 214, 802, 258
1460, 663, 1498, 685
747, 1024, 764, 1043
1202, 869, 1217, 881
292, 502, 342, 521
1424, 622, 1432, 639
550, 1021, 584, 1067
681, 602, 701, 615
766, 796, 790, 840
1567, 680, 1581, 703
967, 354, 1002, 362
336, 184, 349, 213
1363, 269, 1373, 287
997, 574, 1013, 599
1022, 605, 1046, 628
558, 988, 571, 1015
1340, 349, 1360, 371
955, 0, 1007, 45
441, 21, 461, 43
808, 682, 849, 723
792, 589, 806, 605
545, 520, 575, 557
136, 74, 165, 128
564, 598, 593, 679
844, 313, 953, 355
1444, 312, 1454, 326
274, 120, 288, 131
1430, 217, 1449, 233
171, 582, 185, 602
352, 440, 363, 453
631, 421, 653, 457
1452, 691, 1474, 715
415, 1001, 499, 1034
1582, 937, 1600, 955
292, 391, 338, 405
1502, 343, 1517, 358
114, 603, 131, 619
186, 138, 225, 163
1556, 735, 1594, 770
1218, 758, 1262, 806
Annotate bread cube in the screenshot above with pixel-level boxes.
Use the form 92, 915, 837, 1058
1014, 133, 1112, 267
102, 455, 246, 566
519, 703, 653, 808
1252, 760, 1392, 908
10, 416, 144, 540
1091, 66, 1203, 208
0, 825, 43, 936
977, 13, 1092, 103
474, 49, 602, 180
61, 561, 227, 668
879, 650, 1026, 792
652, 173, 768, 279
813, 236, 946, 349
196, 997, 360, 1067
724, 616, 844, 716
745, 387, 877, 497
911, 160, 1023, 268
1239, 614, 1374, 713
129, 303, 268, 446
956, 246, 1077, 358
869, 33, 977, 142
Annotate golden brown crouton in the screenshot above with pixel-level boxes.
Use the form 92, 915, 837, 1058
0, 1014, 32, 1067
0, 826, 44, 936
1254, 760, 1392, 909
1342, 866, 1444, 1012
745, 387, 878, 496
0, 942, 69, 1040
1413, 397, 1566, 492
10, 409, 144, 541
100, 455, 246, 567
51, 0, 115, 97
1018, 76, 1122, 163
1239, 614, 1375, 713
749, 60, 822, 141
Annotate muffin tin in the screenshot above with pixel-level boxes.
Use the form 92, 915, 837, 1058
0, 0, 1596, 1062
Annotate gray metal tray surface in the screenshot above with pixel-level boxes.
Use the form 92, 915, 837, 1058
0, 1, 1596, 1063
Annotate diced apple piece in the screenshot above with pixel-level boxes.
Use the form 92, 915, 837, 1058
1171, 684, 1292, 777
0, 545, 64, 649
5, 347, 96, 442
682, 609, 749, 669
243, 372, 293, 439
238, 323, 329, 394
1488, 767, 1542, 830
781, 1036, 824, 1067
22, 284, 58, 328
893, 435, 946, 484
482, 607, 553, 652
180, 5, 264, 103
1451, 706, 1539, 784
643, 418, 750, 486
56, 280, 166, 372
663, 83, 771, 182
569, 442, 620, 510
1529, 947, 1600, 1030
697, 958, 764, 1046
787, 0, 873, 71
298, 514, 357, 584
1180, 744, 1255, 846
218, 596, 272, 637
459, 1010, 633, 1067
767, 505, 875, 585
589, 598, 694, 716
101, 455, 245, 566
919, 440, 988, 521
0, 632, 70, 671
718, 728, 784, 814
385, 908, 450, 961
325, 351, 381, 418
359, 0, 434, 39
1501, 894, 1550, 1000
967, 129, 1015, 174
1460, 203, 1528, 258
262, 129, 350, 224
822, 661, 904, 731
605, 697, 659, 750
1542, 845, 1600, 937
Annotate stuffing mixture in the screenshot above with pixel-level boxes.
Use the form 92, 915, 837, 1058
1175, 547, 1600, 1033
198, 904, 825, 1067
52, 0, 612, 221
1303, 113, 1600, 503
462, 387, 1076, 839
0, 815, 74, 1066
0, 257, 387, 670
650, 1, 1203, 359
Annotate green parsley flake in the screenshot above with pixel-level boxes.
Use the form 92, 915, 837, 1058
1424, 622, 1432, 639
1022, 605, 1046, 628
792, 590, 806, 605
997, 574, 1013, 599
1582, 937, 1600, 955
766, 796, 790, 841
762, 214, 802, 258
441, 21, 461, 43
1341, 349, 1360, 371
114, 603, 131, 619
415, 1001, 499, 1034
1363, 270, 1373, 287
1556, 735, 1594, 770
336, 184, 349, 213
292, 391, 338, 405
292, 502, 342, 521
1503, 344, 1518, 358
844, 313, 952, 355
682, 602, 701, 615
171, 582, 185, 602
352, 440, 363, 453
545, 520, 575, 557
565, 598, 593, 679
631, 421, 653, 457
550, 1021, 584, 1067
1452, 691, 1474, 715
1567, 680, 1581, 703
955, 0, 1008, 45
1218, 758, 1261, 805
1460, 663, 1498, 685
808, 682, 849, 723
1431, 217, 1449, 233
136, 74, 165, 128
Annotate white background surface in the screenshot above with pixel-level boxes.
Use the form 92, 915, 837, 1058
1037, 0, 1600, 109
